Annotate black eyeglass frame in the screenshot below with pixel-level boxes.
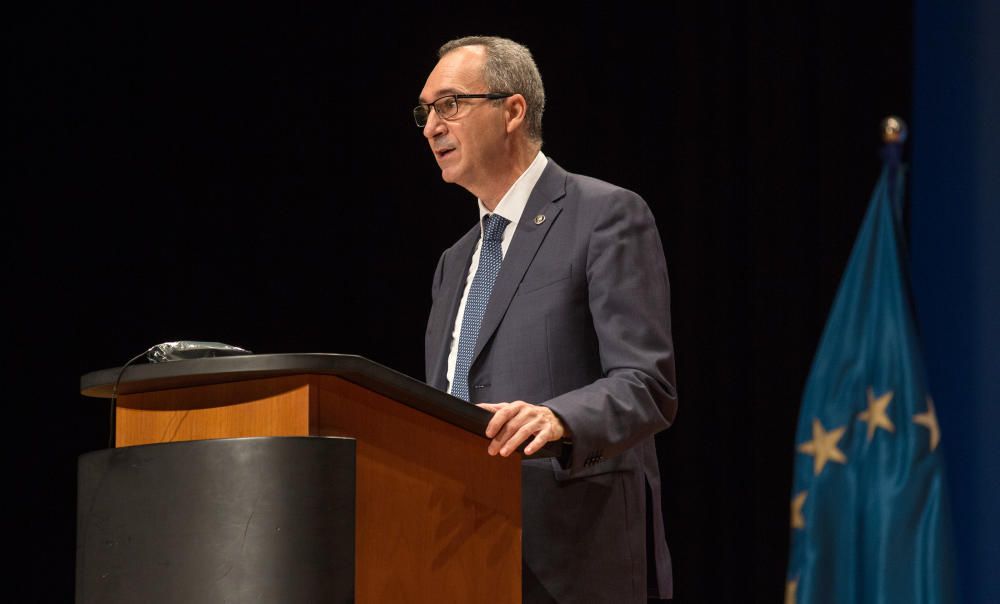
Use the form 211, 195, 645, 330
413, 93, 514, 127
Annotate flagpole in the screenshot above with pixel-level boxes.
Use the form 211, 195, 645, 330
880, 115, 922, 326
880, 115, 908, 224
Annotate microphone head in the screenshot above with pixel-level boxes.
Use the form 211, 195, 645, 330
146, 340, 252, 363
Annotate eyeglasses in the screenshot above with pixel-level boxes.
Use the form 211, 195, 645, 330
413, 93, 514, 127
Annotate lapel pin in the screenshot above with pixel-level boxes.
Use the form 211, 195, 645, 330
533, 214, 546, 225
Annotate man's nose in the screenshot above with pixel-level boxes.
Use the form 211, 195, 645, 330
423, 109, 446, 139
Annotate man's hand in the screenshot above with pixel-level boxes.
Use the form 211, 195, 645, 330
477, 401, 568, 457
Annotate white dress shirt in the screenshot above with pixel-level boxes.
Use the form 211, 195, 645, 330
446, 150, 549, 395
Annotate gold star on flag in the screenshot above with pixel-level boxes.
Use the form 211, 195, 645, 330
857, 387, 895, 441
790, 491, 807, 530
913, 397, 941, 451
797, 418, 848, 476
785, 578, 798, 604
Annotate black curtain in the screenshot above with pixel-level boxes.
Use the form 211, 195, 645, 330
6, 3, 910, 601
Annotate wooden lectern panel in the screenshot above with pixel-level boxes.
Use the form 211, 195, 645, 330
111, 369, 522, 603
316, 375, 521, 604
115, 376, 317, 447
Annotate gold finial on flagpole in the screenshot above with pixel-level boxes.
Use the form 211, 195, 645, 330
881, 115, 908, 144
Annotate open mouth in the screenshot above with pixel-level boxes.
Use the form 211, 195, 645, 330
436, 147, 455, 160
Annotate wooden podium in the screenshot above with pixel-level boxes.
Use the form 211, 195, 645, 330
81, 353, 557, 603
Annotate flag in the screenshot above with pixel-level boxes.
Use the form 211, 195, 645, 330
786, 136, 955, 603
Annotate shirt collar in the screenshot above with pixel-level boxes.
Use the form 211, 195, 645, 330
477, 150, 549, 228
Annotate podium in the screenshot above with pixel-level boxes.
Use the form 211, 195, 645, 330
79, 353, 558, 603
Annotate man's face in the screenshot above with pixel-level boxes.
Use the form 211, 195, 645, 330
419, 46, 508, 195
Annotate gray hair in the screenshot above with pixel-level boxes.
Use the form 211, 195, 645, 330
438, 36, 545, 143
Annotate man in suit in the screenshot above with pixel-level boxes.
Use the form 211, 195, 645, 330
417, 36, 678, 602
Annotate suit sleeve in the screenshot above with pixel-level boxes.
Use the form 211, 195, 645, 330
430, 248, 447, 301
542, 189, 678, 472
425, 248, 449, 384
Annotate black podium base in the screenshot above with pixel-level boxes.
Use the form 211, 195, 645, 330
76, 436, 355, 603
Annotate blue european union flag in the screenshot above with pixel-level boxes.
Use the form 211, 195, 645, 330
786, 137, 956, 603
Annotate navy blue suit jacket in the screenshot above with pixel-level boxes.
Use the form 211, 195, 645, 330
425, 159, 677, 602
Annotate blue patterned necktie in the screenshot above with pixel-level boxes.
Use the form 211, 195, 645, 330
452, 213, 510, 402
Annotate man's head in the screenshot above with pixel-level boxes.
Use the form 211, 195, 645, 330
417, 36, 545, 204
436, 36, 546, 143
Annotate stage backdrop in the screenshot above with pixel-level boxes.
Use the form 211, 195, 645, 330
6, 3, 916, 602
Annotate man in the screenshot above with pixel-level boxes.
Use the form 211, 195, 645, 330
417, 36, 678, 603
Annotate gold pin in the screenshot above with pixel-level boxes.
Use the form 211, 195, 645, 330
534, 214, 546, 225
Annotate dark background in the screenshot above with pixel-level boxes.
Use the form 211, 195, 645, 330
6, 3, 914, 602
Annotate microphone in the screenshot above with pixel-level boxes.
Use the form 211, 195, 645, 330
107, 341, 252, 447
146, 340, 252, 363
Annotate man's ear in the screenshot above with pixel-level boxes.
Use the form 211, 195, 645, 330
504, 94, 528, 134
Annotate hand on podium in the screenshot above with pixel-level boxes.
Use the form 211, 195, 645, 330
478, 401, 569, 457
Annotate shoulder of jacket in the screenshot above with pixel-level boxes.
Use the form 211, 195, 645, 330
562, 170, 650, 215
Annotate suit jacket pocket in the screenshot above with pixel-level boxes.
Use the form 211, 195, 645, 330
517, 263, 572, 297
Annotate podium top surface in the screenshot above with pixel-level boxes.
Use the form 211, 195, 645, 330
80, 353, 561, 458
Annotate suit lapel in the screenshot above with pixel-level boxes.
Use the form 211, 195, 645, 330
427, 226, 479, 389
472, 161, 568, 364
